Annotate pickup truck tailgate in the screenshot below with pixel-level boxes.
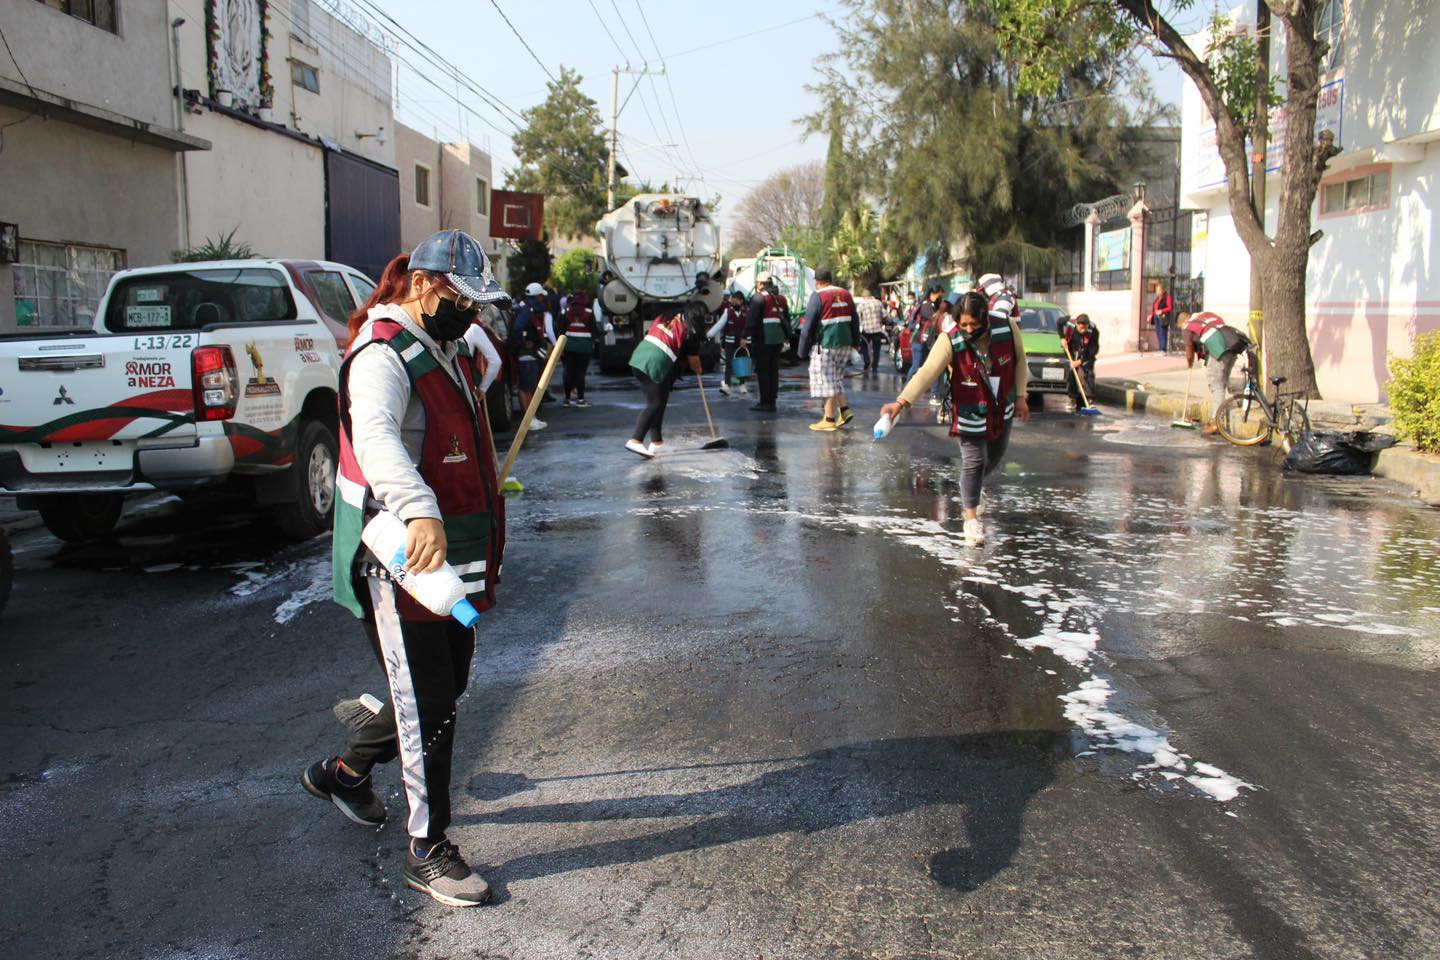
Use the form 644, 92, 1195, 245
0, 333, 199, 449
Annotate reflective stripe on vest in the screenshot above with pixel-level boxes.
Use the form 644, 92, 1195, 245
644, 333, 677, 360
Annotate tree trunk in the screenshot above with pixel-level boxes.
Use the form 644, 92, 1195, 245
1266, 3, 1327, 398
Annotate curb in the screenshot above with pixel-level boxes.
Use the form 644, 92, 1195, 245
1094, 379, 1440, 507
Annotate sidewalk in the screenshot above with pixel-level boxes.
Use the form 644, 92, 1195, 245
1093, 352, 1440, 506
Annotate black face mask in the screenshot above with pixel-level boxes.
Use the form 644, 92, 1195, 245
423, 293, 477, 341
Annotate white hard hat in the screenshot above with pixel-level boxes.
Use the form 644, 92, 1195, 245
524, 282, 546, 297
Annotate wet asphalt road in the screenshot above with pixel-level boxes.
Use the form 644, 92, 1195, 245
2, 367, 1439, 960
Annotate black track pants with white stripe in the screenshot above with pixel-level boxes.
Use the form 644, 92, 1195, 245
341, 577, 475, 842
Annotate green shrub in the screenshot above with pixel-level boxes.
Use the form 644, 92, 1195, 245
171, 227, 256, 263
1388, 331, 1440, 453
551, 248, 598, 294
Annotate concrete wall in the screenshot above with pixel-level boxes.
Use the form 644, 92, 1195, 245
0, 6, 183, 333
181, 111, 326, 260
395, 124, 503, 263
168, 0, 394, 256
397, 123, 442, 251
1048, 290, 1136, 356
1178, 0, 1440, 404
0, 1, 175, 127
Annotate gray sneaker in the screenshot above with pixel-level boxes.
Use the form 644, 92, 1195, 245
302, 757, 386, 826
404, 840, 492, 907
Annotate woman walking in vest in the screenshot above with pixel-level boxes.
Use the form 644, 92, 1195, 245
707, 290, 749, 397
797, 269, 861, 431
745, 274, 788, 413
878, 290, 1030, 546
303, 229, 507, 908
560, 291, 599, 407
626, 309, 705, 458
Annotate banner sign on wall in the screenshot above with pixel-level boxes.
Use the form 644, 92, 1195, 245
490, 190, 544, 241
207, 0, 270, 110
1189, 212, 1209, 279
1193, 75, 1344, 191
1096, 227, 1132, 273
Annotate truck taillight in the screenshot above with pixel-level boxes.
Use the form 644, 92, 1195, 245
191, 345, 238, 421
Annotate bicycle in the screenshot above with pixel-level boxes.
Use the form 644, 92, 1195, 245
1213, 350, 1311, 452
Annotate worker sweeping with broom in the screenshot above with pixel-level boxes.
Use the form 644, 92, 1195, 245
625, 308, 707, 459
1060, 313, 1101, 416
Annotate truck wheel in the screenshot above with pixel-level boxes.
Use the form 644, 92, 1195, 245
36, 494, 124, 542
273, 419, 338, 540
0, 532, 12, 616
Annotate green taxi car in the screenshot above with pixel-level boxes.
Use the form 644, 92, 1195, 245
1014, 299, 1073, 398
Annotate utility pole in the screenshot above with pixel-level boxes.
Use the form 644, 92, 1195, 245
607, 64, 663, 210
1248, 0, 1271, 373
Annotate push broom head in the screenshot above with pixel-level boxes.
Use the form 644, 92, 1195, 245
1078, 406, 1102, 417
1171, 418, 1199, 430
500, 477, 525, 496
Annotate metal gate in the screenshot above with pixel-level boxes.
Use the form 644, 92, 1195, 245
1140, 206, 1195, 353
324, 150, 401, 281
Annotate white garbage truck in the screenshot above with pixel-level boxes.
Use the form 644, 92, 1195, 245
595, 194, 725, 373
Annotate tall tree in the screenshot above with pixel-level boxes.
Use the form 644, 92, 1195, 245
986, 0, 1339, 394
506, 67, 610, 240
727, 161, 826, 260
807, 1, 1153, 282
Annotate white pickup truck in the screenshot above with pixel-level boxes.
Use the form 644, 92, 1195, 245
0, 258, 378, 542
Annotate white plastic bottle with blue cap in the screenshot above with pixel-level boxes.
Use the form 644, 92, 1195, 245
360, 512, 481, 627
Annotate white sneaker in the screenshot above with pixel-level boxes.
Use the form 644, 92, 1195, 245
739, 384, 750, 396
625, 439, 654, 459
928, 396, 942, 407
963, 518, 985, 546
719, 381, 732, 396
529, 418, 548, 432
647, 441, 666, 456
975, 493, 986, 517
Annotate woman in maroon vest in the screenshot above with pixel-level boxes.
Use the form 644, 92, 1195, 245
302, 230, 507, 908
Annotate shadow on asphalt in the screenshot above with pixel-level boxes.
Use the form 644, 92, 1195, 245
461, 732, 1065, 903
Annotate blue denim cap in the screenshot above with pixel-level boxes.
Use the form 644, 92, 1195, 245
409, 229, 510, 306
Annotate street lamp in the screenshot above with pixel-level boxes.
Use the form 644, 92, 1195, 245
1133, 180, 1147, 203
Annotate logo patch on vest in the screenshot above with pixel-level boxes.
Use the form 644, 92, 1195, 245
443, 435, 469, 464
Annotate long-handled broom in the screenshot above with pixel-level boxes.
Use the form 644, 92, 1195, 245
498, 334, 568, 495
1061, 339, 1102, 416
1171, 365, 1199, 430
694, 368, 730, 450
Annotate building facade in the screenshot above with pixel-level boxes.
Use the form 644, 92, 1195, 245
1181, 0, 1439, 403
0, 0, 209, 332
395, 123, 503, 271
169, 0, 400, 279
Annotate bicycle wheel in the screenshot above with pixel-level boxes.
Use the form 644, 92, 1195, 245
1277, 398, 1311, 453
1214, 393, 1272, 446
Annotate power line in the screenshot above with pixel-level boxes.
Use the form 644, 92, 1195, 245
0, 20, 43, 156
344, 0, 526, 126
585, 0, 630, 63
607, 0, 649, 64
661, 14, 822, 60
634, 1, 706, 190
485, 0, 557, 83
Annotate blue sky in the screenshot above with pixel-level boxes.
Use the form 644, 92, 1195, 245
369, 0, 1183, 231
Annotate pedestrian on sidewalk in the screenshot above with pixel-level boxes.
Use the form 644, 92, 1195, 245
560, 291, 598, 407
797, 269, 861, 432
911, 282, 946, 402
1061, 313, 1100, 412
1150, 281, 1175, 353
306, 230, 508, 908
746, 273, 788, 412
1180, 311, 1250, 435
509, 282, 555, 431
878, 290, 1031, 546
626, 310, 705, 458
707, 290, 749, 397
855, 285, 887, 372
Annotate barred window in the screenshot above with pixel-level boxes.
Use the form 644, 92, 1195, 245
12, 240, 125, 328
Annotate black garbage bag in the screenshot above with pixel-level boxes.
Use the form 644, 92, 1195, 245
1283, 430, 1397, 475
